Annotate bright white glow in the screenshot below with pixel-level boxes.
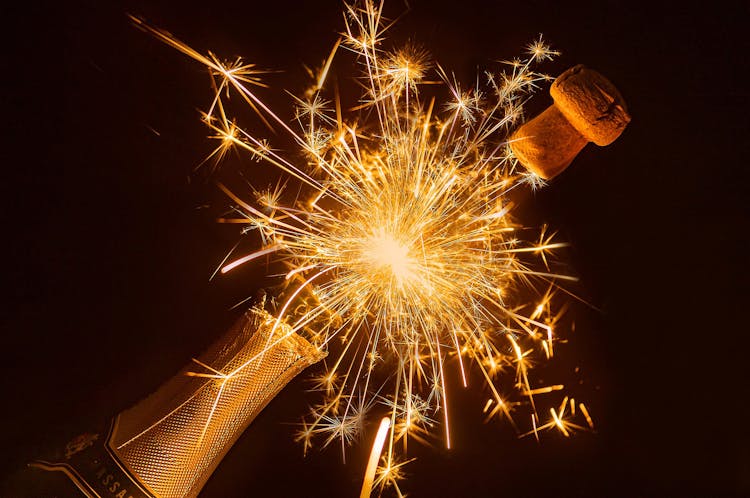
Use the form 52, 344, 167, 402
366, 233, 415, 284
360, 417, 391, 498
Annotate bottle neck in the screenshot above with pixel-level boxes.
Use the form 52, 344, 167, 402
30, 310, 324, 498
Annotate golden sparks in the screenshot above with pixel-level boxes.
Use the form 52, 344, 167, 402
134, 1, 593, 494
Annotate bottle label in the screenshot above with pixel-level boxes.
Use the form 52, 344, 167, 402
29, 420, 155, 498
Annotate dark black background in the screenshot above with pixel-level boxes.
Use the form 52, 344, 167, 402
2, 0, 749, 496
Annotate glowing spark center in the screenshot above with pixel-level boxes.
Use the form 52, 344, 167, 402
365, 232, 416, 286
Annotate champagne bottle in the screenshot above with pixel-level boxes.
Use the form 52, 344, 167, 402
14, 309, 324, 497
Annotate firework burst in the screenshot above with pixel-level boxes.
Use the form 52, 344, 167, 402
133, 1, 593, 494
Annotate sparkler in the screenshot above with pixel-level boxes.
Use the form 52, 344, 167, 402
132, 1, 596, 494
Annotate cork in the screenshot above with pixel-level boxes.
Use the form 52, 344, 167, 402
510, 64, 630, 179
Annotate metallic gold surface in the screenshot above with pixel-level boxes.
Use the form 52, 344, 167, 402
109, 310, 324, 498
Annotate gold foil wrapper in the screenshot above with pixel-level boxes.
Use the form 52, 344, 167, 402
108, 310, 324, 498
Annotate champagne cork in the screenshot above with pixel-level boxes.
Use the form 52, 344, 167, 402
510, 64, 630, 179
